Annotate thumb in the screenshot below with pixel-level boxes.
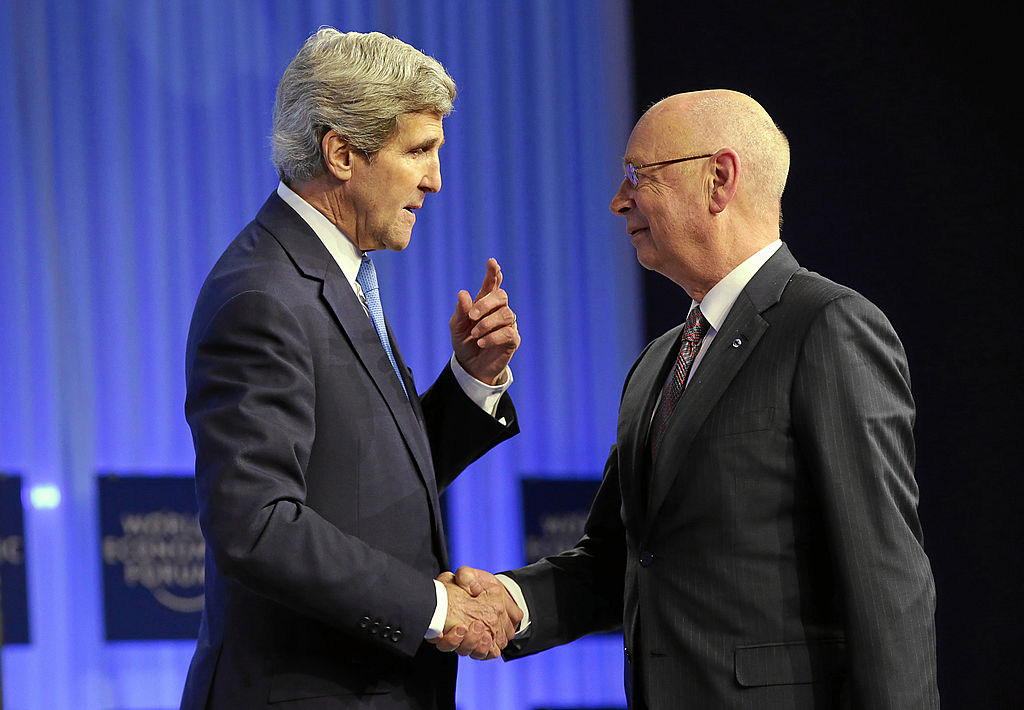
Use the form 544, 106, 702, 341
475, 258, 501, 300
455, 566, 484, 596
451, 290, 474, 328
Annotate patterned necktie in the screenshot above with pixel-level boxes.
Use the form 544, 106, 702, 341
356, 255, 408, 398
649, 305, 709, 459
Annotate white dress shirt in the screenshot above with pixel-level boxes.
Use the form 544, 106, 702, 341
277, 181, 512, 638
683, 239, 782, 386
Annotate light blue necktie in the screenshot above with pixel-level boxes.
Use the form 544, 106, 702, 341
356, 254, 408, 398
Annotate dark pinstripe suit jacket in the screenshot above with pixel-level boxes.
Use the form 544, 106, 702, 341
180, 192, 518, 709
504, 244, 938, 709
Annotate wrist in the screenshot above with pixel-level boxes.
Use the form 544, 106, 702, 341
425, 579, 448, 639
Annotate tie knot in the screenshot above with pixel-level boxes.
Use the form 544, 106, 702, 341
683, 307, 707, 342
356, 254, 378, 293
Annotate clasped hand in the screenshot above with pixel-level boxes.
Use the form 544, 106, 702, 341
428, 566, 523, 660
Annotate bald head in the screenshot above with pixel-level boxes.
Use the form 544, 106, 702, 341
647, 90, 790, 225
609, 90, 791, 298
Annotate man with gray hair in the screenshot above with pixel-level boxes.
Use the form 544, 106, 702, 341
441, 90, 938, 708
180, 28, 522, 709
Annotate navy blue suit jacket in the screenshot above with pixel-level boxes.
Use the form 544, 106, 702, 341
180, 192, 517, 709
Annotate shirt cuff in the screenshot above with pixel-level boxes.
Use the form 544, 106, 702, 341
424, 579, 448, 639
449, 354, 513, 419
495, 574, 531, 636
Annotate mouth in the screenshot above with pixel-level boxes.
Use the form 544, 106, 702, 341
628, 226, 649, 238
401, 205, 420, 224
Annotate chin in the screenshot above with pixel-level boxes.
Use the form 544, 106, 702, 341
382, 231, 413, 252
634, 246, 661, 273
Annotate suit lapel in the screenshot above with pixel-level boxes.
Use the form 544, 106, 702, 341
255, 193, 440, 526
642, 244, 802, 531
382, 320, 447, 562
618, 328, 682, 528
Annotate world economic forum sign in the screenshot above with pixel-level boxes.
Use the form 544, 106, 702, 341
98, 475, 204, 640
520, 477, 602, 564
1, 473, 30, 644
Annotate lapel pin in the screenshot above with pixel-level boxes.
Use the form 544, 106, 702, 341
732, 337, 743, 348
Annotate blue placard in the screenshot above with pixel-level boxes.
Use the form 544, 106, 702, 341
1, 473, 30, 644
98, 474, 204, 640
520, 477, 602, 564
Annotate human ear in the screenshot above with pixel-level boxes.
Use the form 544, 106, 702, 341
322, 130, 355, 181
708, 148, 740, 214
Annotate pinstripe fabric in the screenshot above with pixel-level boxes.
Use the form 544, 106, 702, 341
505, 244, 938, 709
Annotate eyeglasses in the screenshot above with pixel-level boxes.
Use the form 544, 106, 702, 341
624, 153, 713, 187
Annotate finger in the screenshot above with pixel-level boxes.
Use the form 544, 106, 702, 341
436, 571, 455, 585
468, 288, 509, 321
458, 620, 491, 657
470, 636, 494, 661
473, 324, 521, 351
470, 306, 517, 340
474, 258, 501, 301
495, 609, 514, 648
504, 592, 524, 629
460, 634, 495, 660
434, 625, 466, 653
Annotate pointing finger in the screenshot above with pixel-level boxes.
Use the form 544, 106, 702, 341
475, 258, 501, 301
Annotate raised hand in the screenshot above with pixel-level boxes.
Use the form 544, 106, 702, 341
430, 567, 523, 660
450, 258, 520, 385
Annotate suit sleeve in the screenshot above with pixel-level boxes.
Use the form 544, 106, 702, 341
792, 294, 939, 708
186, 290, 435, 659
502, 445, 627, 658
420, 364, 518, 492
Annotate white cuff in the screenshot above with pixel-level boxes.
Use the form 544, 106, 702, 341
450, 354, 512, 418
495, 574, 530, 636
424, 579, 448, 639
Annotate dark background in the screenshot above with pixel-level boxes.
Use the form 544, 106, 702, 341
631, 2, 1021, 706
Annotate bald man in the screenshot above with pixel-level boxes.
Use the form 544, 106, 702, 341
436, 91, 938, 708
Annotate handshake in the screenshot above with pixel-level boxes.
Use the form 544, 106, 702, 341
428, 566, 524, 660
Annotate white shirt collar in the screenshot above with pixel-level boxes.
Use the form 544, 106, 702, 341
276, 181, 364, 291
693, 240, 783, 331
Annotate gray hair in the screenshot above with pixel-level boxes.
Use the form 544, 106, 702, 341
272, 28, 457, 183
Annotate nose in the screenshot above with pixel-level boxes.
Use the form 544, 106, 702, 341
421, 157, 441, 193
609, 177, 633, 215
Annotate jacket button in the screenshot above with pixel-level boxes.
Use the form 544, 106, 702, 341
639, 551, 654, 567
370, 618, 382, 635
390, 629, 403, 643
358, 616, 371, 630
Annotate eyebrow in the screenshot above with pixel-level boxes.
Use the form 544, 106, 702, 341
412, 136, 444, 151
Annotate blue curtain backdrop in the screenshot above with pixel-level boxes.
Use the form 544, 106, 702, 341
0, 1, 641, 708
